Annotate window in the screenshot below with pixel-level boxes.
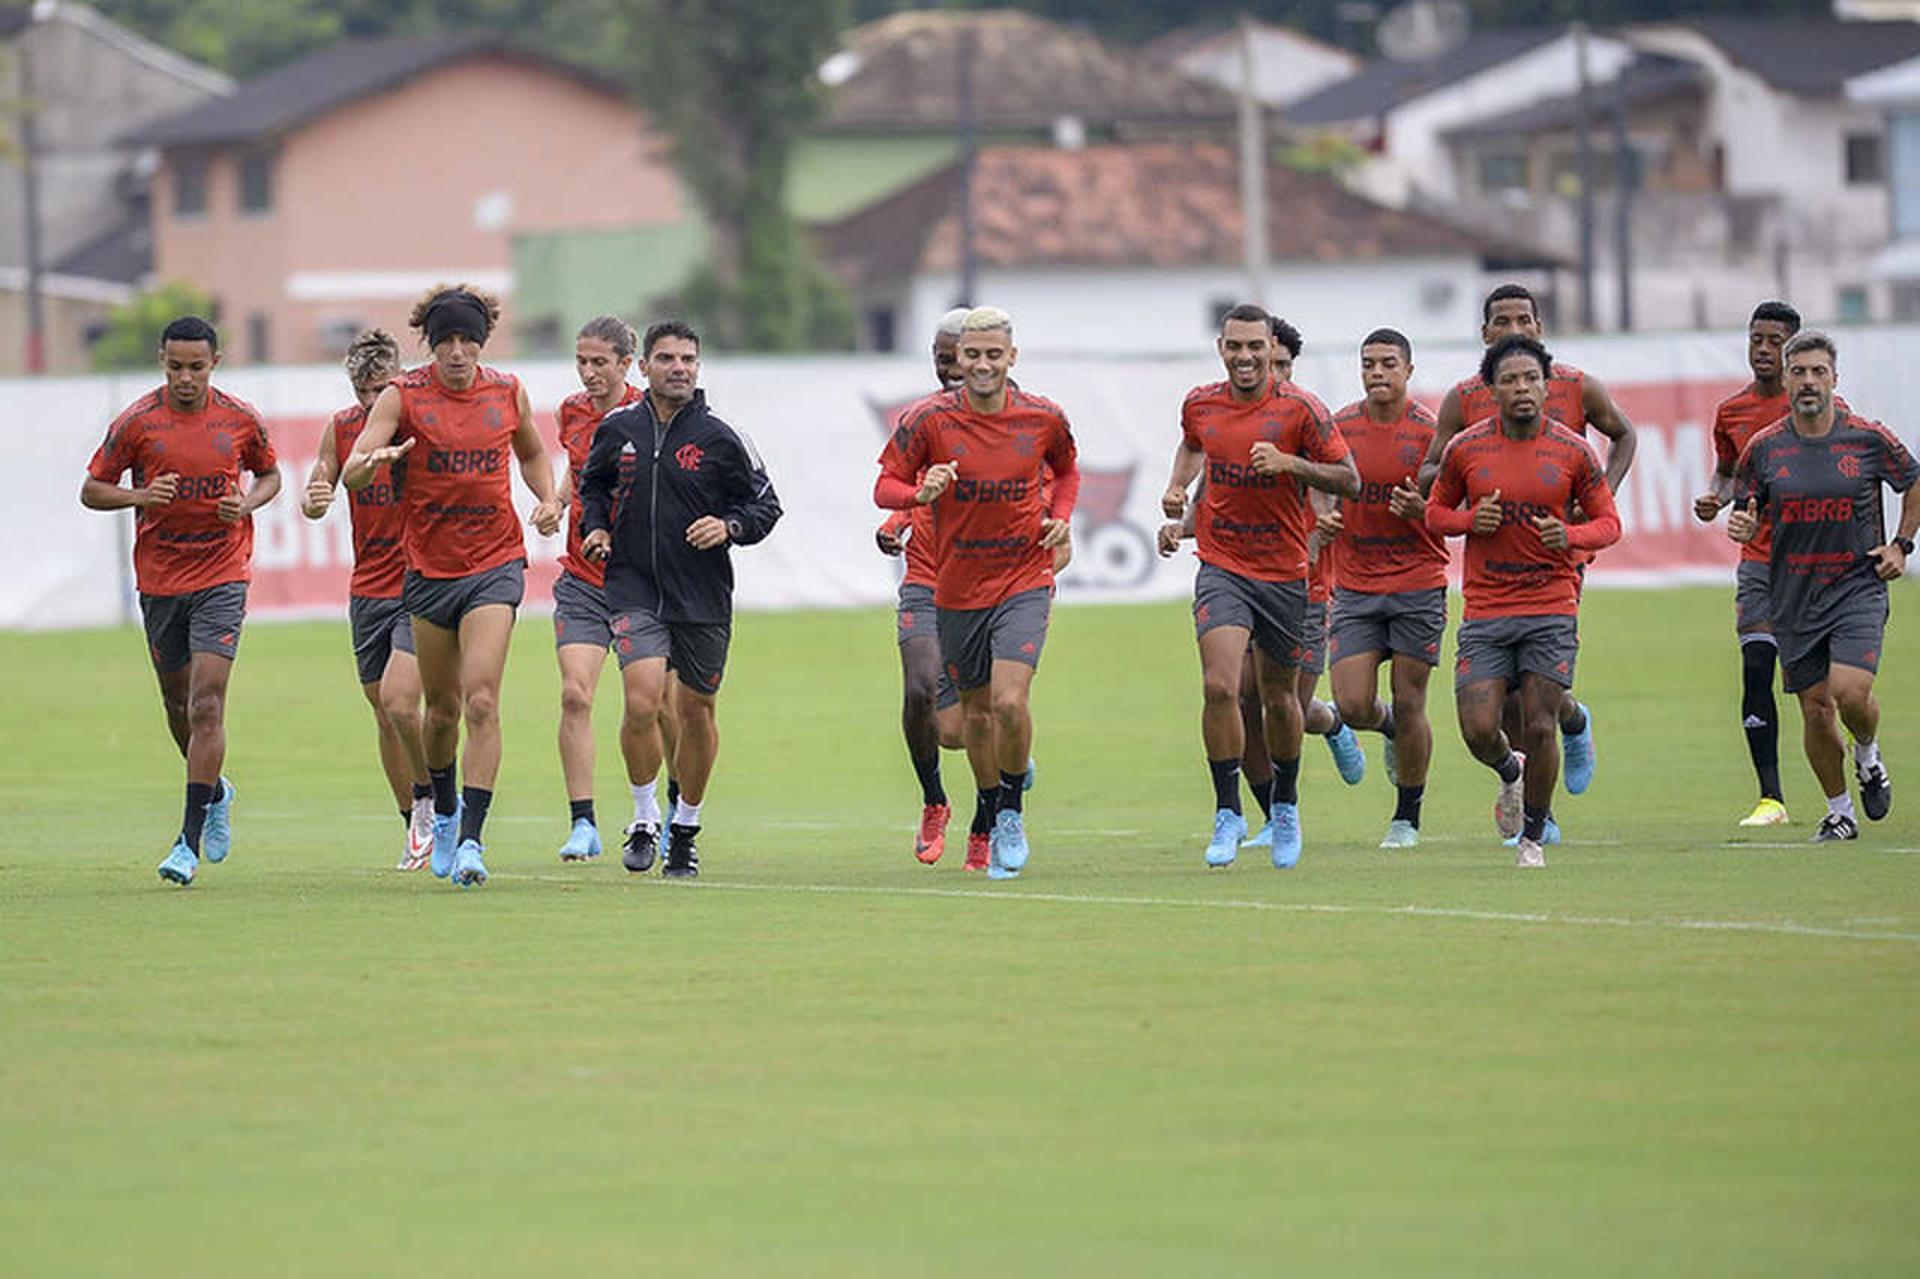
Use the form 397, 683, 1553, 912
1893, 282, 1920, 322
1209, 298, 1240, 329
318, 317, 368, 358
239, 148, 274, 213
517, 314, 564, 357
1837, 285, 1870, 323
866, 306, 896, 353
173, 154, 208, 217
1478, 150, 1529, 194
1845, 132, 1884, 186
248, 311, 271, 365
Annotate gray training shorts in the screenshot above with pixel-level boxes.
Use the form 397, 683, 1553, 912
611, 609, 731, 694
404, 560, 525, 631
348, 593, 416, 685
1735, 561, 1773, 637
936, 586, 1052, 693
1778, 603, 1888, 694
1329, 586, 1447, 667
139, 581, 247, 674
898, 582, 959, 709
1453, 614, 1579, 691
553, 570, 614, 651
1193, 562, 1307, 667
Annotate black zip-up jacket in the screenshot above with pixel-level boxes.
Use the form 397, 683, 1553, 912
580, 389, 781, 623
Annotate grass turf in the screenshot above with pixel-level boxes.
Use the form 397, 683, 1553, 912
1, 587, 1917, 1276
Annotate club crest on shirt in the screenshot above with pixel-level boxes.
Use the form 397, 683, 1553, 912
211, 430, 235, 458
1536, 460, 1562, 487
675, 443, 704, 472
1837, 454, 1861, 479
1397, 441, 1424, 468
483, 405, 505, 430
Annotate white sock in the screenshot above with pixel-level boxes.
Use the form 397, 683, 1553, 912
1828, 792, 1857, 821
1853, 739, 1881, 771
630, 780, 659, 828
673, 797, 703, 827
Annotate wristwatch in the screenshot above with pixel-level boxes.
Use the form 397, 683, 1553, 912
1895, 535, 1916, 556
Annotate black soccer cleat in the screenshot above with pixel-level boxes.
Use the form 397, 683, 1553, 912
663, 823, 700, 879
621, 822, 659, 874
1857, 761, 1893, 822
1811, 812, 1859, 843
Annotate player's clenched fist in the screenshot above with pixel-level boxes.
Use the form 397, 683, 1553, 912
916, 461, 957, 505
581, 529, 612, 564
215, 487, 251, 523
143, 472, 179, 508
1387, 476, 1424, 522
1470, 489, 1503, 536
529, 497, 563, 537
1532, 514, 1569, 550
1248, 441, 1294, 478
1161, 485, 1187, 519
303, 476, 335, 519
1726, 497, 1760, 545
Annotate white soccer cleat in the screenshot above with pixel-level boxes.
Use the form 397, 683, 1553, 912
400, 796, 434, 871
1493, 751, 1525, 840
1514, 837, 1546, 869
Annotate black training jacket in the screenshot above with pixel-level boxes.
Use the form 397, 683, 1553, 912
580, 389, 781, 624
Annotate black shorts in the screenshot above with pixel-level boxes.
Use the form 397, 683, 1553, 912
1329, 586, 1447, 667
1193, 563, 1307, 667
1735, 562, 1773, 637
405, 560, 525, 631
1778, 605, 1887, 694
553, 570, 614, 651
348, 594, 416, 685
936, 587, 1052, 693
612, 610, 731, 694
1454, 615, 1579, 691
898, 583, 958, 710
139, 581, 247, 674
1299, 599, 1330, 675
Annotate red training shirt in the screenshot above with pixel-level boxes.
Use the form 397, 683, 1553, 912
1180, 379, 1348, 583
87, 386, 278, 597
875, 387, 1080, 610
558, 383, 643, 588
1332, 399, 1449, 594
391, 365, 526, 580
1712, 383, 1792, 565
330, 403, 407, 599
1426, 418, 1620, 618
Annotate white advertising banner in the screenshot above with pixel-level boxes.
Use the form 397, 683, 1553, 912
7, 325, 1919, 631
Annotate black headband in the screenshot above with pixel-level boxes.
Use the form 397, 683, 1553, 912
423, 292, 491, 347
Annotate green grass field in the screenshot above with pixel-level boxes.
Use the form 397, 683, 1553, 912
3, 587, 1918, 1276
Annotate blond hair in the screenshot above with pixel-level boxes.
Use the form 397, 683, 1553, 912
344, 328, 401, 388
961, 306, 1013, 339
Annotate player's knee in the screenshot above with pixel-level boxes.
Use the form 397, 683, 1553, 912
463, 686, 500, 728
990, 688, 1028, 729
186, 687, 225, 732
902, 673, 939, 719
1333, 685, 1374, 725
559, 679, 595, 718
1202, 669, 1240, 710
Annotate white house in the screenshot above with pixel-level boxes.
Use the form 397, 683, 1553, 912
813, 140, 1556, 357
1143, 18, 1361, 109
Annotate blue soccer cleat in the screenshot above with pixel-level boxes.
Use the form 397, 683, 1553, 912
558, 818, 601, 862
430, 799, 462, 879
1562, 702, 1596, 795
450, 839, 488, 889
202, 776, 234, 864
1269, 801, 1302, 869
991, 808, 1030, 874
157, 837, 197, 887
1327, 725, 1366, 785
1504, 817, 1562, 849
1205, 808, 1246, 867
1241, 819, 1273, 849
1023, 759, 1036, 792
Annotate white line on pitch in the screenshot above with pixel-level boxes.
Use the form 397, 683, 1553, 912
481, 873, 1920, 944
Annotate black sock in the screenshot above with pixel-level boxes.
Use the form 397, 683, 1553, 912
1378, 703, 1397, 739
1394, 783, 1424, 826
1208, 758, 1242, 814
971, 786, 998, 835
1271, 757, 1301, 806
912, 751, 947, 808
1246, 775, 1273, 813
1742, 641, 1784, 801
411, 780, 433, 803
181, 781, 215, 854
399, 806, 410, 825
1495, 752, 1523, 785
1560, 703, 1588, 736
1320, 704, 1345, 739
667, 777, 680, 812
429, 764, 457, 816
997, 770, 1025, 814
569, 798, 595, 826
458, 787, 493, 845
1523, 804, 1549, 842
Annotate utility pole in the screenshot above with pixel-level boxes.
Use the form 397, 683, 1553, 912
18, 8, 47, 373
1573, 22, 1595, 331
1238, 13, 1268, 305
955, 25, 979, 308
1611, 77, 1633, 332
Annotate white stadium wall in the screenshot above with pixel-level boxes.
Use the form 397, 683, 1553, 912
6, 325, 1919, 631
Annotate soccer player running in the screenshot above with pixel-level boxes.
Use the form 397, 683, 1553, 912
550, 315, 649, 863
1162, 304, 1359, 869
1423, 284, 1636, 816
80, 316, 282, 886
300, 329, 433, 870
1426, 335, 1621, 868
875, 307, 1080, 880
580, 321, 782, 879
1320, 329, 1450, 848
1728, 330, 1918, 841
342, 285, 564, 889
1692, 301, 1804, 827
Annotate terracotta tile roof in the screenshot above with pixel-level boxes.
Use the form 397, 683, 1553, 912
821, 9, 1235, 132
816, 141, 1531, 285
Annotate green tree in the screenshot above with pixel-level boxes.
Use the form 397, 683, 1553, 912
89, 281, 216, 372
617, 0, 854, 351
